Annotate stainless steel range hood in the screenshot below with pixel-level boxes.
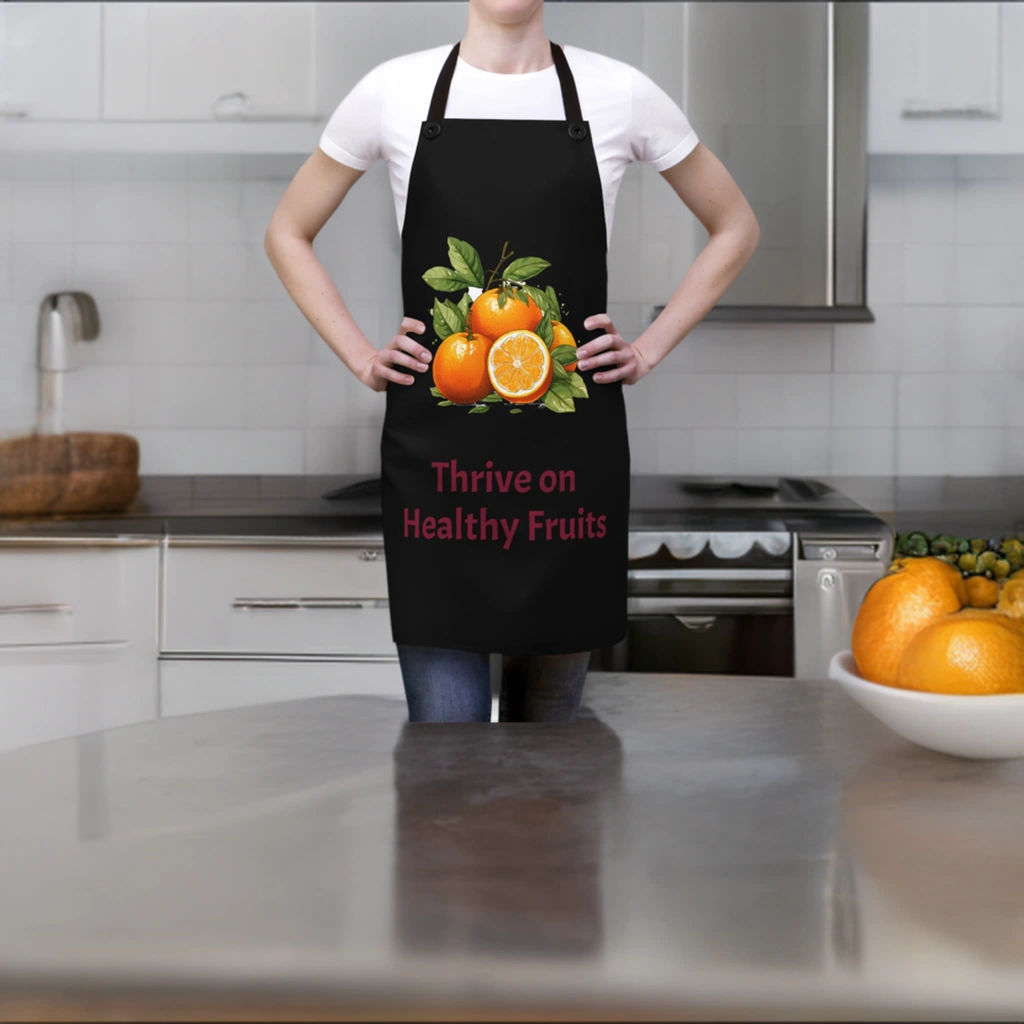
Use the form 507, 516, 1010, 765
543, 1, 871, 323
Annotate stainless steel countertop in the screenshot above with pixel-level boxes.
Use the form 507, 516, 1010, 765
1, 672, 1022, 1020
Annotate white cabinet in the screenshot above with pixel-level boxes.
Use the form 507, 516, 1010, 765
0, 542, 160, 751
103, 2, 318, 122
869, 2, 1024, 154
0, 2, 102, 120
159, 541, 404, 716
313, 2, 468, 123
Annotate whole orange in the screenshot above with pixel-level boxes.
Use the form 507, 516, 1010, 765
897, 609, 1024, 695
432, 331, 494, 405
470, 288, 543, 342
852, 557, 967, 687
997, 578, 1024, 620
964, 575, 1000, 608
550, 320, 577, 372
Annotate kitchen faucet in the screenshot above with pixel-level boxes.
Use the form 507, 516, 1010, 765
36, 291, 100, 435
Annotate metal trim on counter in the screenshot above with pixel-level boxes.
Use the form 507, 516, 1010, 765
0, 535, 161, 547
166, 536, 384, 549
158, 652, 400, 663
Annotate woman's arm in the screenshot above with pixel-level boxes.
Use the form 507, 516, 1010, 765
264, 150, 431, 391
576, 142, 761, 384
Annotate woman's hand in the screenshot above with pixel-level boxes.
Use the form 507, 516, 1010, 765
358, 317, 431, 392
575, 314, 652, 385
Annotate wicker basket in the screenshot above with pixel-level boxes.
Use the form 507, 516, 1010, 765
0, 432, 140, 516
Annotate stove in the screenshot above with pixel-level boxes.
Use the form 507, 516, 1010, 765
598, 476, 893, 680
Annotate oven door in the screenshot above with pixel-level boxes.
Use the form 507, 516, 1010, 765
592, 581, 794, 678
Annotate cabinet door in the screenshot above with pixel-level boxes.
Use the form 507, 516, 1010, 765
314, 2, 467, 120
159, 658, 405, 717
162, 544, 392, 656
0, 2, 102, 120
103, 2, 317, 122
868, 2, 1024, 154
0, 544, 160, 751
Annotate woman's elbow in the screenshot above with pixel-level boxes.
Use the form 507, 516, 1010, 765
744, 210, 761, 256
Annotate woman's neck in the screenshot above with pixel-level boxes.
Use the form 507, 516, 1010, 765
459, 6, 552, 75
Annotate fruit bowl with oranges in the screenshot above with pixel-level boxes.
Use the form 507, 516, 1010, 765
830, 550, 1024, 759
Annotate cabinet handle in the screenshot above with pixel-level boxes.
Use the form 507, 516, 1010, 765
0, 603, 74, 615
232, 598, 365, 610
0, 107, 29, 119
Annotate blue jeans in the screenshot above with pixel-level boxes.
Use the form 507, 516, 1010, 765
396, 644, 592, 723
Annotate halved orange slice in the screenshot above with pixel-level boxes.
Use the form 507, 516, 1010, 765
486, 329, 553, 404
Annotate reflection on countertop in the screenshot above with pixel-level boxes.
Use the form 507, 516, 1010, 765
1, 672, 1023, 1019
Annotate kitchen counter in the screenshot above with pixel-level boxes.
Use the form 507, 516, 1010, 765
1, 673, 1023, 1021
0, 472, 1019, 543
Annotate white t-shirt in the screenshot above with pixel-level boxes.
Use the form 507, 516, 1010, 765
319, 43, 699, 247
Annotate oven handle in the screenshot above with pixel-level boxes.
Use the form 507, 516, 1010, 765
628, 568, 792, 582
628, 596, 792, 616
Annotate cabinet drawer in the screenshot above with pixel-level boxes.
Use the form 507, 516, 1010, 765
0, 545, 158, 648
159, 657, 405, 717
162, 544, 392, 655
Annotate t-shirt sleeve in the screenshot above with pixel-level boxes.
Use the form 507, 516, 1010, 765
318, 64, 384, 171
626, 66, 699, 171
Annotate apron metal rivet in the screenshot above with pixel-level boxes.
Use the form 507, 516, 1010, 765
423, 120, 442, 139
568, 121, 588, 140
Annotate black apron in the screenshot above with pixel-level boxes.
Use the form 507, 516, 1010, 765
381, 39, 629, 656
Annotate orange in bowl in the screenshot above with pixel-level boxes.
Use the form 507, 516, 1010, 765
851, 556, 967, 687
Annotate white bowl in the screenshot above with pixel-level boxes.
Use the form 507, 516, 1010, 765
829, 650, 1024, 760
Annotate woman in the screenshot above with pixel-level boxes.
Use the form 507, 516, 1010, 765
265, 0, 759, 724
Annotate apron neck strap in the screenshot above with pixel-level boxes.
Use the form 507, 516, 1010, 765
427, 40, 583, 122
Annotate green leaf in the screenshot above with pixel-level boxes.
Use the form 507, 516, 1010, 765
545, 285, 561, 320
441, 298, 465, 335
534, 312, 553, 346
521, 284, 551, 315
446, 237, 485, 288
565, 371, 589, 399
456, 291, 471, 326
480, 392, 503, 403
551, 344, 577, 366
509, 408, 523, 414
503, 256, 551, 282
551, 359, 570, 381
497, 289, 508, 308
430, 386, 444, 398
513, 287, 531, 306
423, 266, 473, 292
431, 297, 463, 341
543, 388, 575, 413
468, 405, 489, 414
437, 400, 453, 407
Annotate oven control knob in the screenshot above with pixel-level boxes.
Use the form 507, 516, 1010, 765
820, 571, 838, 590
821, 546, 838, 561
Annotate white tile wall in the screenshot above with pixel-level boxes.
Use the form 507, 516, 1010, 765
2, 151, 1024, 476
